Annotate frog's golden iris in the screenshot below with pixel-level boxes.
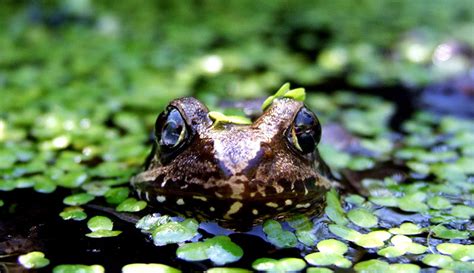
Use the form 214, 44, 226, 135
131, 97, 333, 229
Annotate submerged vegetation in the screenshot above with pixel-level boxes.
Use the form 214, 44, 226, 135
1, 1, 473, 272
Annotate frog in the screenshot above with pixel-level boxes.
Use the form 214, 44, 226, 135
131, 96, 334, 228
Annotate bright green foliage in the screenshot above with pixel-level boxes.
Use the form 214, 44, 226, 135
206, 268, 252, 273
63, 193, 95, 206
86, 216, 122, 238
209, 111, 252, 127
325, 189, 348, 225
177, 236, 243, 265
53, 264, 105, 273
18, 251, 50, 269
305, 239, 351, 267
60, 206, 87, 221
152, 219, 199, 246
104, 187, 130, 204
116, 197, 147, 212
122, 263, 181, 273
287, 214, 316, 246
389, 223, 425, 235
252, 257, 306, 273
329, 224, 391, 248
354, 259, 420, 273
136, 215, 173, 231
377, 235, 427, 258
263, 220, 298, 248
347, 208, 378, 228
437, 243, 474, 261
431, 225, 470, 240
261, 83, 306, 110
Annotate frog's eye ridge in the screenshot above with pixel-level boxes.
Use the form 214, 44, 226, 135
155, 107, 189, 159
287, 107, 321, 154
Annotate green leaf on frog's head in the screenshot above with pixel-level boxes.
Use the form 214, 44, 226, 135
209, 111, 252, 128
261, 82, 306, 110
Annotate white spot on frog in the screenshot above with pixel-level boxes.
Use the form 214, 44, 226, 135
156, 195, 166, 203
176, 198, 185, 205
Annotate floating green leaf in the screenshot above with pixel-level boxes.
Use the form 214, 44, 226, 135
437, 243, 474, 261
122, 263, 181, 273
431, 225, 470, 240
427, 196, 452, 210
389, 223, 424, 235
104, 187, 130, 204
87, 216, 113, 231
116, 197, 147, 212
450, 205, 474, 219
325, 189, 348, 225
206, 268, 252, 273
60, 206, 87, 221
63, 192, 95, 206
176, 236, 243, 265
152, 219, 199, 246
306, 268, 334, 273
53, 264, 105, 273
85, 216, 122, 238
422, 254, 453, 268
136, 214, 172, 231
252, 257, 306, 273
85, 230, 122, 238
18, 251, 50, 269
347, 208, 378, 228
354, 259, 388, 273
263, 220, 297, 248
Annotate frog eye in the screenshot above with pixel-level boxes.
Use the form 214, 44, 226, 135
155, 107, 188, 153
287, 107, 321, 154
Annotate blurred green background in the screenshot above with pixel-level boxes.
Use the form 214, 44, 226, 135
1, 0, 473, 115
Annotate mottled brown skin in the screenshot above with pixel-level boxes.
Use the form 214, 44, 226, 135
131, 97, 333, 228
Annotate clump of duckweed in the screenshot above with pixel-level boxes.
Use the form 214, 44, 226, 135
59, 206, 88, 221
176, 236, 243, 265
252, 257, 306, 273
122, 263, 181, 273
85, 216, 122, 238
18, 251, 50, 269
304, 239, 351, 268
53, 264, 105, 273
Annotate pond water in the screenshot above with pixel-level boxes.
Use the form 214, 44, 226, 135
1, 1, 473, 273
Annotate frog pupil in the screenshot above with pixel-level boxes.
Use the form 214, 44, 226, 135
158, 108, 187, 150
288, 107, 321, 154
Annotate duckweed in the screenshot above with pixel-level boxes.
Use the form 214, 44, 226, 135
176, 236, 243, 265
252, 257, 306, 273
63, 193, 95, 206
116, 197, 147, 212
18, 251, 50, 269
53, 264, 105, 273
60, 206, 87, 221
151, 219, 199, 246
122, 263, 181, 273
1, 2, 472, 270
305, 239, 351, 268
347, 208, 378, 228
263, 220, 298, 248
85, 216, 122, 238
